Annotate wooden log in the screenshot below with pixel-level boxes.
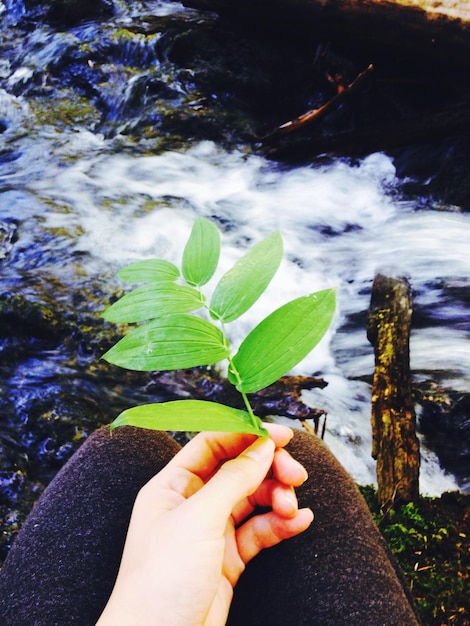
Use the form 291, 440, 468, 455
177, 0, 470, 68
367, 274, 420, 508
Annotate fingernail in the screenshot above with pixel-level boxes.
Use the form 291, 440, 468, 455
244, 438, 275, 463
283, 490, 298, 513
284, 427, 294, 441
292, 458, 308, 483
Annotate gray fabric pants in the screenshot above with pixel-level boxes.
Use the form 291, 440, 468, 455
0, 426, 421, 625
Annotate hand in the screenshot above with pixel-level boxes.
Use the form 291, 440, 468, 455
97, 424, 313, 626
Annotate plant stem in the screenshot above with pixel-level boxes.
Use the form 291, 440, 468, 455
240, 388, 258, 426
227, 355, 258, 428
202, 291, 260, 429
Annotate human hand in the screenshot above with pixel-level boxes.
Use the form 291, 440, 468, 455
96, 424, 313, 626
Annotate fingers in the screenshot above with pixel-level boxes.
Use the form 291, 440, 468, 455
272, 447, 308, 487
162, 423, 294, 484
230, 444, 308, 524
263, 423, 295, 447
190, 437, 276, 523
190, 434, 309, 531
232, 480, 299, 525
145, 426, 308, 520
236, 508, 314, 564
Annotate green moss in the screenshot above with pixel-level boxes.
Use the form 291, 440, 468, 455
29, 94, 100, 130
360, 486, 470, 625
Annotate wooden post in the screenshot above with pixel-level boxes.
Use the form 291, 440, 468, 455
367, 274, 420, 508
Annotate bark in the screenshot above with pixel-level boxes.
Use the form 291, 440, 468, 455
178, 0, 470, 67
367, 274, 420, 508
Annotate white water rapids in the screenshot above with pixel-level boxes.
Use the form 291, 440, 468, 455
3, 124, 468, 494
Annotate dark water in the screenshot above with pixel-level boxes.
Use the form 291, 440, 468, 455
1, 0, 470, 560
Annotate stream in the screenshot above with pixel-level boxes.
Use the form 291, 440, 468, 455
1, 0, 470, 559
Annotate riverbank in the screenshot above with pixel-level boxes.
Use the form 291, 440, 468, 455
360, 487, 470, 626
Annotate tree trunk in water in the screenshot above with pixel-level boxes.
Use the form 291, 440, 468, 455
367, 274, 420, 509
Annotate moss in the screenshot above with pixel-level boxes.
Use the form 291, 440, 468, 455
360, 486, 470, 625
29, 94, 101, 130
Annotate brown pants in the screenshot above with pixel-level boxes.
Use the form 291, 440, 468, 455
0, 426, 421, 625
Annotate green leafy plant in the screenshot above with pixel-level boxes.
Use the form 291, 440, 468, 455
102, 218, 336, 437
359, 487, 470, 625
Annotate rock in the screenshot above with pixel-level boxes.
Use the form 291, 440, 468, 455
0, 295, 69, 342
26, 0, 116, 27
418, 388, 470, 490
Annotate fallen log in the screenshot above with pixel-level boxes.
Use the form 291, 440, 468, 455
176, 0, 470, 68
367, 274, 420, 509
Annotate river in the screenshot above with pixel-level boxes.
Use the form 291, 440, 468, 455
1, 0, 470, 542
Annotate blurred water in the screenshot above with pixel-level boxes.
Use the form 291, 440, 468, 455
3, 131, 468, 493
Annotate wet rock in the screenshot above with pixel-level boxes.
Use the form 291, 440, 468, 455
22, 0, 115, 27
0, 382, 114, 562
16, 392, 109, 474
0, 295, 69, 342
417, 386, 470, 490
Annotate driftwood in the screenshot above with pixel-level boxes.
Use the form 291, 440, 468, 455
262, 64, 374, 142
367, 274, 420, 509
146, 368, 328, 434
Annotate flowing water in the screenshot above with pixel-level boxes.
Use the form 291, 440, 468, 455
1, 0, 470, 535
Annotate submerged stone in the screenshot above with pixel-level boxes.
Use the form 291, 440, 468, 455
0, 295, 68, 341
46, 0, 115, 27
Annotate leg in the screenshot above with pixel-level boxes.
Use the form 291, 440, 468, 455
0, 426, 181, 626
0, 426, 420, 626
228, 429, 421, 626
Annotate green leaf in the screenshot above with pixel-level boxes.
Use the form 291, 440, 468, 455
228, 288, 336, 393
110, 399, 268, 436
210, 231, 283, 323
118, 259, 180, 284
102, 314, 230, 371
102, 283, 204, 323
182, 218, 221, 287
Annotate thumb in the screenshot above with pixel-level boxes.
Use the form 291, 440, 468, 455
191, 437, 275, 520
